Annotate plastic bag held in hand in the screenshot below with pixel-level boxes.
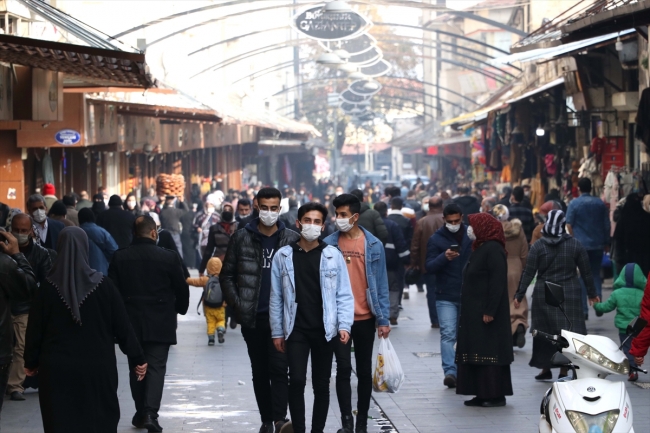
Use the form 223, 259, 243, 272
372, 337, 405, 393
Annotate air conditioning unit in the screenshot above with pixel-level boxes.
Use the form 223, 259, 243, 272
611, 92, 639, 111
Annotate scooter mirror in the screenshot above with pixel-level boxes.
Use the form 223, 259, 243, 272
627, 316, 648, 337
544, 281, 565, 307
550, 352, 571, 367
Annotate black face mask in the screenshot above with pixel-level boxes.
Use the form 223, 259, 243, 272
222, 211, 233, 222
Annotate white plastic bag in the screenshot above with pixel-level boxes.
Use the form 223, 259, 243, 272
372, 337, 404, 393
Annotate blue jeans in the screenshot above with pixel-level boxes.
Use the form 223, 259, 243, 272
580, 249, 603, 316
424, 274, 438, 325
436, 300, 460, 377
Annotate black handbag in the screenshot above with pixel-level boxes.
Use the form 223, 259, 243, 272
404, 267, 422, 286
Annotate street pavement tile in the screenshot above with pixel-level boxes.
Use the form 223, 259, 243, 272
1, 278, 649, 432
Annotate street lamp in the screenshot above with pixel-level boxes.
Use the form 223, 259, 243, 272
333, 49, 351, 60
348, 71, 365, 80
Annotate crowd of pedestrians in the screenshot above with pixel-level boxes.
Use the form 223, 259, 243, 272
0, 175, 650, 433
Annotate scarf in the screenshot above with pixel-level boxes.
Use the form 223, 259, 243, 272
542, 209, 566, 237
47, 227, 103, 325
468, 213, 506, 252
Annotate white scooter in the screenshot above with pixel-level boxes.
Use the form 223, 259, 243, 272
534, 282, 647, 433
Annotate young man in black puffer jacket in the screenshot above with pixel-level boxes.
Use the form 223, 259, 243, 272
221, 187, 300, 433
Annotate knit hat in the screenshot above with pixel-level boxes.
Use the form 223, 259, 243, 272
108, 195, 122, 207
206, 257, 222, 276
43, 183, 56, 196
542, 209, 565, 237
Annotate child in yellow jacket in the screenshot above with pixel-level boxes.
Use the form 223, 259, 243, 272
187, 257, 226, 345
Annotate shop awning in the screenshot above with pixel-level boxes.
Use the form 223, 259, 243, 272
441, 77, 565, 127
0, 33, 154, 88
491, 29, 635, 65
258, 139, 306, 147
563, 1, 650, 42
85, 89, 221, 123
427, 134, 470, 147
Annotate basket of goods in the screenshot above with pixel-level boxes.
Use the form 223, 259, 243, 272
155, 174, 185, 197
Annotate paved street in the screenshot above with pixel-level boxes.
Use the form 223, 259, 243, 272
2, 279, 648, 433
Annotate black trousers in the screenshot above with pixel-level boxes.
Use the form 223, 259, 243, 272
334, 318, 376, 428
286, 329, 334, 433
241, 315, 289, 423
127, 343, 170, 418
0, 362, 10, 417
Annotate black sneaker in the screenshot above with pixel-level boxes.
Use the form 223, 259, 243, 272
217, 328, 225, 344
9, 391, 25, 401
481, 397, 506, 407
337, 413, 354, 433
208, 335, 215, 346
229, 318, 238, 329
515, 324, 526, 348
259, 422, 274, 433
132, 412, 144, 428
443, 374, 457, 388
390, 318, 398, 326
464, 397, 484, 407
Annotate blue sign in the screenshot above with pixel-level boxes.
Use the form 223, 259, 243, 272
55, 129, 81, 146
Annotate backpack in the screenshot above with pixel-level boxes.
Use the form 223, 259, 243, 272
203, 275, 224, 308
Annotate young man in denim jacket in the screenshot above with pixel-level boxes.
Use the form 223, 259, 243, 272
324, 194, 391, 433
270, 202, 354, 433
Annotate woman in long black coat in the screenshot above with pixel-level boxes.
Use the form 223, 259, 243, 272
24, 227, 147, 433
456, 213, 513, 407
515, 210, 599, 380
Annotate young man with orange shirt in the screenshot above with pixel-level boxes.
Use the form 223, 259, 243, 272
324, 194, 391, 433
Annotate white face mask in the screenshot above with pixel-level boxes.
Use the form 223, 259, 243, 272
33, 209, 47, 223
335, 215, 356, 233
422, 203, 429, 212
300, 223, 322, 242
259, 210, 279, 227
446, 222, 461, 233
206, 206, 215, 214
127, 201, 136, 209
12, 232, 30, 246
467, 226, 476, 241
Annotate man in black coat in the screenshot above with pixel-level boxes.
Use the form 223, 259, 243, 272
6, 214, 56, 400
221, 187, 299, 433
109, 215, 189, 432
159, 196, 189, 257
97, 195, 136, 249
350, 189, 388, 244
26, 194, 64, 250
453, 187, 480, 224
508, 186, 535, 243
0, 230, 37, 416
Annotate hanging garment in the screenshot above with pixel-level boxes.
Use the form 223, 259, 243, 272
635, 87, 650, 148
620, 170, 634, 197
42, 151, 55, 185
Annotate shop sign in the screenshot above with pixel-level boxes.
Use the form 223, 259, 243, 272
360, 59, 392, 77
349, 80, 382, 96
55, 129, 81, 146
340, 90, 369, 104
318, 33, 377, 55
293, 6, 371, 41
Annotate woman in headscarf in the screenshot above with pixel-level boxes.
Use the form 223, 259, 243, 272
193, 194, 221, 259
23, 227, 147, 433
492, 204, 529, 348
530, 201, 563, 245
91, 193, 106, 217
514, 210, 599, 381
456, 213, 513, 408
613, 193, 650, 276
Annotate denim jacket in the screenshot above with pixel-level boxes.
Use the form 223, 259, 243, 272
269, 244, 354, 341
566, 193, 610, 250
324, 227, 390, 327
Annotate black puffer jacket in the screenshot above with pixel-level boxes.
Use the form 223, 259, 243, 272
221, 220, 299, 329
357, 203, 388, 244
11, 241, 57, 316
1, 252, 37, 364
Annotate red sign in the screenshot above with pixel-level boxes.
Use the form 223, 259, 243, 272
427, 142, 469, 157
601, 137, 626, 177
